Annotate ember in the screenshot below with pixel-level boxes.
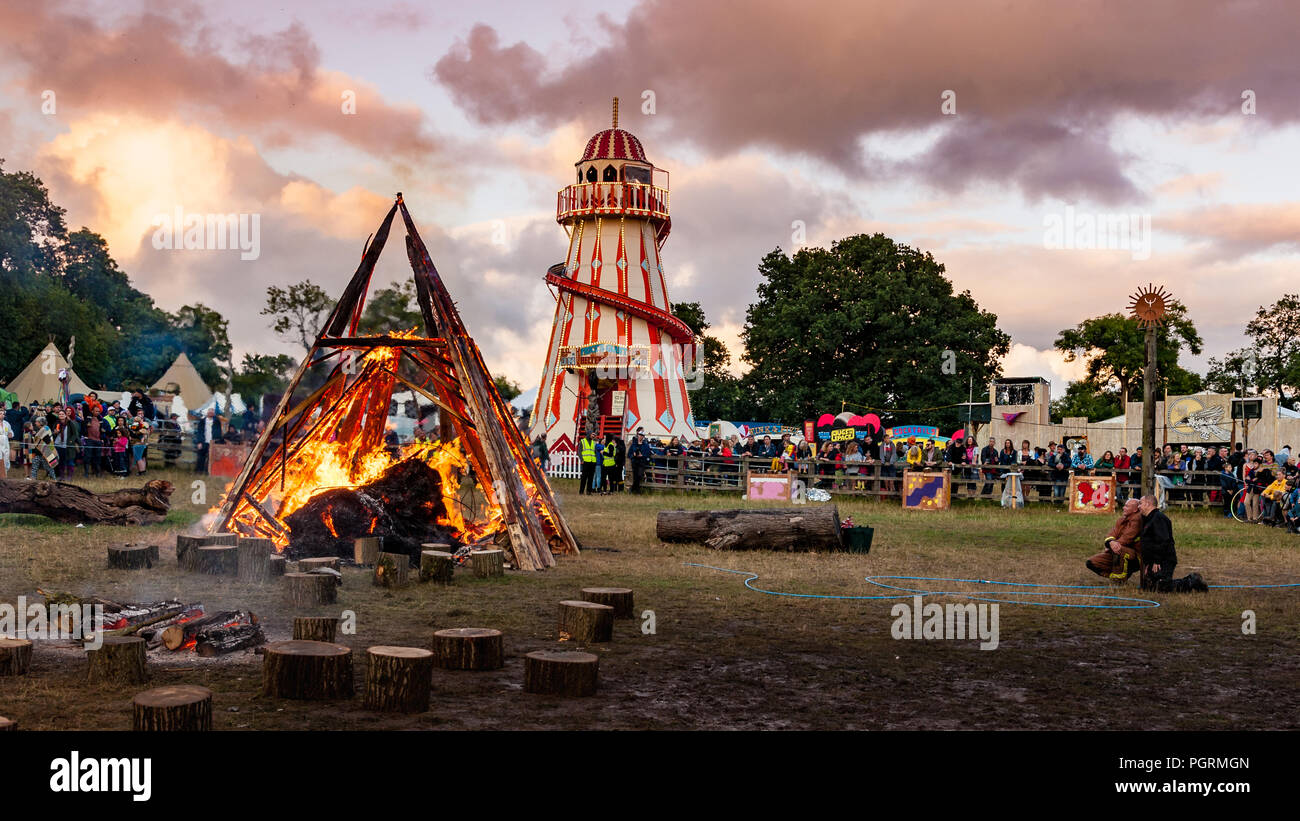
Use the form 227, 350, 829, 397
285, 459, 461, 565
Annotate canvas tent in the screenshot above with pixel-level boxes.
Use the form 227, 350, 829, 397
151, 352, 213, 411
3, 342, 92, 405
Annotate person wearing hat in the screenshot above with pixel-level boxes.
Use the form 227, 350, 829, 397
628, 428, 653, 494
905, 436, 924, 469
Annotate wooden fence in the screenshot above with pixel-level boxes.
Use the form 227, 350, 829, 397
558, 455, 1238, 508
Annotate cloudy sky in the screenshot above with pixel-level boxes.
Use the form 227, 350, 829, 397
2, 0, 1297, 400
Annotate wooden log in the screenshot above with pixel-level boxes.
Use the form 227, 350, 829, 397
107, 543, 159, 570
195, 623, 265, 657
471, 549, 505, 578
261, 640, 354, 700
419, 550, 454, 584
431, 628, 503, 670
162, 610, 251, 650
268, 554, 287, 576
298, 556, 340, 573
176, 534, 204, 571
557, 600, 614, 643
655, 506, 844, 552
206, 533, 239, 546
580, 587, 634, 619
373, 552, 410, 588
285, 573, 337, 608
363, 646, 434, 712
237, 537, 275, 583
354, 536, 381, 566
132, 685, 213, 731
137, 606, 204, 646
197, 545, 239, 576
523, 650, 598, 696
86, 636, 147, 684
0, 716, 15, 731
0, 638, 33, 676
0, 477, 173, 525
293, 616, 339, 642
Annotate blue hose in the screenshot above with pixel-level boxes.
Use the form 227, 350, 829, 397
684, 563, 1162, 609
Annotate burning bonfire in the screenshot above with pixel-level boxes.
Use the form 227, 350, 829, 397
211, 196, 577, 571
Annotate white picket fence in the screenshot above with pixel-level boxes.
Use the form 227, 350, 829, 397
544, 451, 583, 479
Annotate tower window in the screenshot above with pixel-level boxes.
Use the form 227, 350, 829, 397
603, 165, 618, 182
577, 169, 582, 184
585, 166, 598, 183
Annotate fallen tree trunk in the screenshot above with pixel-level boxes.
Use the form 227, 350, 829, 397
0, 479, 173, 525
655, 506, 843, 552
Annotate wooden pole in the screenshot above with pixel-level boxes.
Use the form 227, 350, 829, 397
1141, 326, 1157, 497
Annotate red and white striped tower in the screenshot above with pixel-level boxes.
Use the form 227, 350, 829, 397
530, 98, 697, 453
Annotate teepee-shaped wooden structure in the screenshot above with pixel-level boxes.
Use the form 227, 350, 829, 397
211, 196, 577, 570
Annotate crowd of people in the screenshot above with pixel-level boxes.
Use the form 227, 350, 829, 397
0, 391, 265, 480
532, 427, 1300, 532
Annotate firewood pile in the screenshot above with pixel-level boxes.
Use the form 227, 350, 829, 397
39, 592, 265, 658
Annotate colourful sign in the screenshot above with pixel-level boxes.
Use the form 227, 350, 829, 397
1068, 475, 1116, 514
902, 470, 950, 511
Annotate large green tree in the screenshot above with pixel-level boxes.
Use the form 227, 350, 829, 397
1242, 294, 1300, 405
1, 159, 235, 393
1054, 307, 1203, 407
740, 234, 1010, 428
358, 280, 424, 336
1050, 381, 1123, 423
671, 301, 746, 420
262, 280, 336, 353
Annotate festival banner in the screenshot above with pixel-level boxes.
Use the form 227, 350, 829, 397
1164, 392, 1232, 443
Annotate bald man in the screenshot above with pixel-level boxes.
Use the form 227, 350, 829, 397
1136, 494, 1208, 592
1085, 498, 1142, 582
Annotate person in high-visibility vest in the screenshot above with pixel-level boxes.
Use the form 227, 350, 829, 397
601, 433, 617, 494
578, 431, 599, 495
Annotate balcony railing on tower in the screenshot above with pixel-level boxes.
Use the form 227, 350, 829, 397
556, 182, 670, 223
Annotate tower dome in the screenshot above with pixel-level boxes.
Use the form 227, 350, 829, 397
578, 128, 648, 164
576, 97, 649, 164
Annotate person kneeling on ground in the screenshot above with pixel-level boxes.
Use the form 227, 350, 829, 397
1136, 494, 1208, 592
1085, 498, 1142, 582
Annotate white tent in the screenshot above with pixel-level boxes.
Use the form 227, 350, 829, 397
3, 342, 92, 405
192, 391, 247, 417
151, 352, 213, 411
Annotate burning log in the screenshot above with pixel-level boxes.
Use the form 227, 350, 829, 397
431, 627, 503, 670
523, 650, 598, 696
285, 573, 337, 607
195, 623, 266, 657
373, 552, 410, 588
162, 611, 253, 651
298, 557, 340, 572
0, 716, 15, 731
107, 543, 160, 570
419, 549, 454, 584
558, 601, 614, 643
580, 587, 635, 619
237, 538, 275, 583
138, 606, 204, 646
86, 637, 147, 684
0, 478, 173, 525
0, 638, 33, 676
262, 641, 355, 700
363, 646, 434, 712
354, 537, 381, 566
132, 685, 213, 731
470, 549, 505, 578
197, 546, 239, 576
284, 460, 460, 566
293, 616, 339, 642
655, 507, 844, 552
116, 602, 195, 637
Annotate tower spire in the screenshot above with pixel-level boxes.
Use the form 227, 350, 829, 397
612, 96, 619, 129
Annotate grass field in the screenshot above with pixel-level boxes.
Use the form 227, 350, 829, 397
1, 469, 1298, 730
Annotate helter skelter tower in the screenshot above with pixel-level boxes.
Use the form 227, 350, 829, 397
530, 98, 698, 452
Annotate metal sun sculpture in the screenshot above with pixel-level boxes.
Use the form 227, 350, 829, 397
1128, 283, 1172, 327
